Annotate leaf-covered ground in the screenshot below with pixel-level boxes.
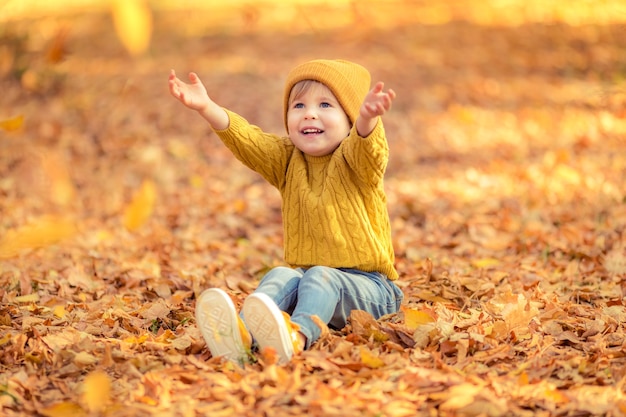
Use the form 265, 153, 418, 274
1, 1, 626, 416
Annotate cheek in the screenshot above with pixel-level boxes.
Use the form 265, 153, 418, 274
287, 112, 298, 131
332, 113, 351, 134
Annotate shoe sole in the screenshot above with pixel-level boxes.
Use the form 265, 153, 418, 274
195, 288, 247, 364
243, 292, 293, 364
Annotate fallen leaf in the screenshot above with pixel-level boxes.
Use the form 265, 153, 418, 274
123, 179, 157, 231
349, 310, 388, 342
0, 216, 77, 259
38, 401, 85, 417
52, 305, 66, 319
140, 298, 170, 322
14, 294, 40, 304
402, 306, 435, 331
82, 371, 111, 412
359, 347, 385, 368
74, 351, 99, 367
471, 257, 501, 268
0, 114, 24, 131
439, 383, 485, 410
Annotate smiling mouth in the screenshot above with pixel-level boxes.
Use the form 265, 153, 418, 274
301, 128, 324, 135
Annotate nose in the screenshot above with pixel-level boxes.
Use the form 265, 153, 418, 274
304, 107, 317, 119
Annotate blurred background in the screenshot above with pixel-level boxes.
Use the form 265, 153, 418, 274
0, 0, 625, 277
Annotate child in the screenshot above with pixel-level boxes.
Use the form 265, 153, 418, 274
169, 59, 403, 365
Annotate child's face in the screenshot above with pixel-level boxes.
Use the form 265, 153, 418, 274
287, 81, 351, 157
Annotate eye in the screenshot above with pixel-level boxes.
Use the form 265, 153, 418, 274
293, 103, 304, 109
320, 102, 331, 108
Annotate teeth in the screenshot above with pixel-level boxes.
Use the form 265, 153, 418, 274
303, 128, 321, 134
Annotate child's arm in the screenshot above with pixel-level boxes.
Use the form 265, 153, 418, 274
168, 69, 229, 130
355, 82, 396, 137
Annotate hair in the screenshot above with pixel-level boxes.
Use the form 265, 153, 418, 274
288, 80, 321, 106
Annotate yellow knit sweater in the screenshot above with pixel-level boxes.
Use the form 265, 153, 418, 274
215, 110, 398, 280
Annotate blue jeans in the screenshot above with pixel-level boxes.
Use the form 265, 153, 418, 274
246, 266, 403, 349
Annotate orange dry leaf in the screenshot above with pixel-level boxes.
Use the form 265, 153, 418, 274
45, 27, 70, 63
439, 383, 485, 411
82, 370, 111, 413
518, 371, 529, 385
0, 114, 24, 131
111, 0, 153, 56
259, 346, 279, 365
0, 216, 77, 259
414, 290, 450, 303
487, 292, 538, 340
544, 387, 569, 404
123, 179, 156, 231
349, 310, 389, 342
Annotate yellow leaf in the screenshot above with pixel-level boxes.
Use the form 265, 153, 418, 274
124, 334, 149, 345
360, 347, 385, 369
189, 174, 203, 188
0, 333, 11, 346
154, 329, 176, 343
53, 305, 66, 319
0, 216, 77, 259
39, 401, 85, 417
25, 351, 43, 364
111, 0, 152, 56
15, 294, 40, 303
402, 306, 435, 331
123, 179, 156, 231
471, 257, 500, 268
554, 164, 581, 185
82, 371, 111, 413
0, 115, 24, 131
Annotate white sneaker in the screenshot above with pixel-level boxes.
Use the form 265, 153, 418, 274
195, 288, 252, 365
242, 292, 302, 365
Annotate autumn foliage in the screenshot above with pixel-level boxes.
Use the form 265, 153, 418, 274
1, 1, 626, 416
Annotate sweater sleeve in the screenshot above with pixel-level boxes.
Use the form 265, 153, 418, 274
341, 119, 389, 185
213, 110, 293, 189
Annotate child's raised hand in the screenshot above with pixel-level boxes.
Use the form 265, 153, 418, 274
169, 70, 212, 112
360, 82, 396, 120
355, 82, 396, 137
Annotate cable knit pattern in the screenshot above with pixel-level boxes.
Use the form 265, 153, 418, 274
215, 110, 398, 280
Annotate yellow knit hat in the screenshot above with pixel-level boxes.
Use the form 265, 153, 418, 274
283, 59, 371, 132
